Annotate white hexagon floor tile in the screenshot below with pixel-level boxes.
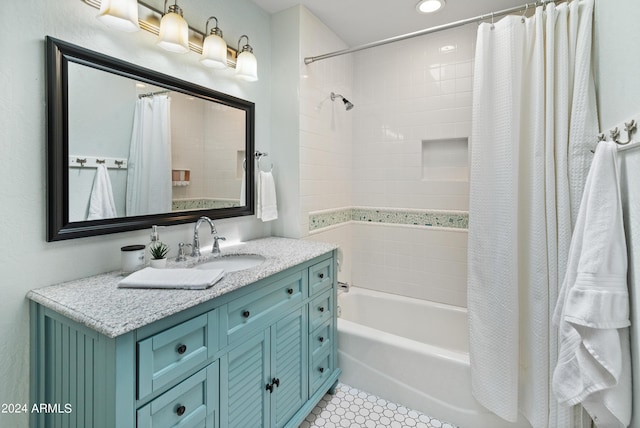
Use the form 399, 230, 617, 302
300, 383, 458, 428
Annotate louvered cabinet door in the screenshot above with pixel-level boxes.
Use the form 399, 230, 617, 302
271, 307, 308, 428
220, 330, 270, 428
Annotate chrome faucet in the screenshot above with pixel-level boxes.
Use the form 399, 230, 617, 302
191, 216, 225, 257
213, 235, 226, 256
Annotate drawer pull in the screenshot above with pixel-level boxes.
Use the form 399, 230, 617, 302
318, 367, 325, 373
319, 306, 325, 313
176, 405, 186, 416
242, 310, 251, 318
287, 288, 293, 295
318, 273, 325, 279
176, 344, 187, 355
319, 336, 325, 343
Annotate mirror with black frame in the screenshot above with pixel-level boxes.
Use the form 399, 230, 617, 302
46, 37, 255, 241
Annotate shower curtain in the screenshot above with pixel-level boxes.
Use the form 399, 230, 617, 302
126, 95, 172, 216
467, 0, 597, 427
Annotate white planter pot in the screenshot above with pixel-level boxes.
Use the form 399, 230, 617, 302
150, 258, 167, 269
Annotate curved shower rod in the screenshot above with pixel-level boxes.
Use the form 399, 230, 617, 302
304, 0, 558, 65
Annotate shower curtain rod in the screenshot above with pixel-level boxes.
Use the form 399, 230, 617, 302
304, 0, 558, 65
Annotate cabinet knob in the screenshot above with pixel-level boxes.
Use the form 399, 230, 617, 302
272, 377, 280, 388
176, 405, 186, 416
319, 336, 325, 343
176, 344, 187, 355
318, 273, 325, 279
243, 310, 251, 318
318, 367, 325, 373
319, 306, 325, 313
266, 382, 274, 393
287, 288, 293, 295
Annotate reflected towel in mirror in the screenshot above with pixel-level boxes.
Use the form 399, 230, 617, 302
87, 164, 117, 220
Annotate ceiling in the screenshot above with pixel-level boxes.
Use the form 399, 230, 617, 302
250, 0, 529, 47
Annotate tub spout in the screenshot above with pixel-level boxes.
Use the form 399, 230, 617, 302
338, 281, 350, 292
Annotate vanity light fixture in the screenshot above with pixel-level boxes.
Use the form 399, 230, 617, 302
200, 17, 228, 69
157, 0, 189, 53
416, 0, 445, 14
96, 0, 140, 32
84, 0, 258, 81
235, 35, 258, 82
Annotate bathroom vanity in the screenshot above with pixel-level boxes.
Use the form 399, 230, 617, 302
28, 238, 340, 428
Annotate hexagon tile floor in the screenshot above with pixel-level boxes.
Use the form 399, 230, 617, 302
299, 383, 459, 428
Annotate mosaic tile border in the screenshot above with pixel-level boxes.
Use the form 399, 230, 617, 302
309, 207, 468, 231
172, 198, 240, 211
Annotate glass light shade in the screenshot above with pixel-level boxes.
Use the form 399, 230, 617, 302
416, 0, 445, 14
200, 34, 228, 69
235, 51, 258, 82
97, 0, 140, 32
157, 11, 189, 53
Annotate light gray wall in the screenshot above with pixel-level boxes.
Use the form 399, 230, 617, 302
0, 1, 271, 426
594, 0, 640, 424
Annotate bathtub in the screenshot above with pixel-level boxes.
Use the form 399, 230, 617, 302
337, 287, 529, 428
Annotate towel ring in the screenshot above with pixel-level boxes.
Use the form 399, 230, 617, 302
258, 157, 273, 172
255, 151, 273, 172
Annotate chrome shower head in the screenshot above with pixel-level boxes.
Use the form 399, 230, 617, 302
331, 92, 354, 111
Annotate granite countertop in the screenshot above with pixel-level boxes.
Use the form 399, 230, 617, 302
27, 237, 337, 338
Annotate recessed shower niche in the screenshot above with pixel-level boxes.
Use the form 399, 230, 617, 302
421, 137, 469, 181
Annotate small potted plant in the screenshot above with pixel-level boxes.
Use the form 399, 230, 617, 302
149, 242, 169, 268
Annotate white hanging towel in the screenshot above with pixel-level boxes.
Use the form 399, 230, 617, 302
257, 170, 278, 222
552, 140, 631, 428
87, 164, 117, 220
240, 166, 246, 206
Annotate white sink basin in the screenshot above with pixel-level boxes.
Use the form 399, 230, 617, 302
195, 254, 266, 272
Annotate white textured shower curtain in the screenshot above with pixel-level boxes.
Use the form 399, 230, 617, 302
126, 95, 172, 216
468, 0, 597, 427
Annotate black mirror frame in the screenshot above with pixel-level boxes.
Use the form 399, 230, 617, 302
46, 37, 255, 241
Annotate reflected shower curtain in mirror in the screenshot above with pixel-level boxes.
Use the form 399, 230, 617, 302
467, 0, 597, 427
126, 95, 172, 216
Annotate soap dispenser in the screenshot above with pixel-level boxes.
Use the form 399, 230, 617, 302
147, 225, 165, 265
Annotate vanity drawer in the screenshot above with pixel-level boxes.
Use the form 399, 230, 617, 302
309, 258, 333, 296
309, 348, 334, 397
226, 271, 304, 344
137, 362, 218, 428
309, 290, 333, 332
138, 312, 217, 400
309, 320, 332, 359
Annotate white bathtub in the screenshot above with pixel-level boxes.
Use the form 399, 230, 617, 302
337, 287, 529, 428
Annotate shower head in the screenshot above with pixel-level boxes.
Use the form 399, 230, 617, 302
331, 92, 354, 111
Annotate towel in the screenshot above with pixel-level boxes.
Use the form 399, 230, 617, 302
552, 140, 631, 427
118, 267, 225, 290
240, 167, 246, 206
257, 170, 278, 222
87, 164, 117, 220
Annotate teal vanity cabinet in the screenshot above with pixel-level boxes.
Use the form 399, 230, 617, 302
29, 242, 340, 428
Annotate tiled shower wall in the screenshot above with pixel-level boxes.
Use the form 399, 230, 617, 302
297, 6, 354, 281
172, 96, 245, 204
349, 25, 476, 306
295, 7, 476, 306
